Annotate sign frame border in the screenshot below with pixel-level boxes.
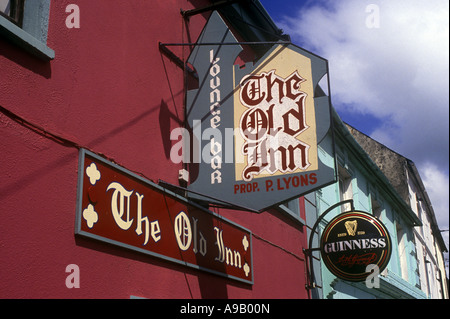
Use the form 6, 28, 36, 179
319, 210, 392, 282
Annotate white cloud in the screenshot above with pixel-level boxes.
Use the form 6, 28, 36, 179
277, 0, 449, 234
422, 163, 449, 231
278, 0, 449, 168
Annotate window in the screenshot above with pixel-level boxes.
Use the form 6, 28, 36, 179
278, 197, 306, 225
396, 222, 409, 281
284, 198, 300, 217
0, 0, 23, 26
338, 164, 353, 212
371, 196, 381, 219
0, 0, 54, 60
422, 250, 432, 296
415, 194, 425, 237
370, 193, 389, 276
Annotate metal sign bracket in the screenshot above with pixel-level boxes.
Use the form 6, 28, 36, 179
304, 199, 355, 290
158, 41, 290, 77
181, 0, 249, 19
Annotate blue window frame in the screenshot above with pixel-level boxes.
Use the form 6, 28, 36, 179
0, 0, 54, 60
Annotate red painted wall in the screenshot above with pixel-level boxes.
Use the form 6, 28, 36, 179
0, 0, 308, 299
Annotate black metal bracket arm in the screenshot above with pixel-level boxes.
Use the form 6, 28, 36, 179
159, 41, 290, 47
158, 40, 290, 78
158, 179, 262, 214
304, 199, 355, 290
181, 0, 249, 18
158, 42, 198, 79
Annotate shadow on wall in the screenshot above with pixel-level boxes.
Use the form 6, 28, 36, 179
0, 38, 52, 78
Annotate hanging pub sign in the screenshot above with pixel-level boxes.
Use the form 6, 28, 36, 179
75, 149, 253, 284
183, 11, 336, 211
320, 211, 392, 282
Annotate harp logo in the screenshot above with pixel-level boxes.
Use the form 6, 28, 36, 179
344, 220, 358, 236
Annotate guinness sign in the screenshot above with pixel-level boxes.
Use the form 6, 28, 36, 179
320, 211, 392, 282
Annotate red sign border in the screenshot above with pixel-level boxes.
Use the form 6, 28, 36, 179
75, 148, 254, 285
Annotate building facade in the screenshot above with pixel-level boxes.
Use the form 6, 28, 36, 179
307, 110, 426, 299
347, 125, 449, 299
306, 109, 448, 299
1, 0, 446, 300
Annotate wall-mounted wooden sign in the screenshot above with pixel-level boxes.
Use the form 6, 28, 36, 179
75, 149, 253, 284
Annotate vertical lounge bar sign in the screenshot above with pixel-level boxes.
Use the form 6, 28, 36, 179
185, 11, 336, 211
75, 149, 253, 284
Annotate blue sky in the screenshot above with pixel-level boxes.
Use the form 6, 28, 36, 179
261, 0, 386, 132
260, 0, 449, 254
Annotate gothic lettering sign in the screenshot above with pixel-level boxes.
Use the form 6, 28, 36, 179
184, 11, 335, 211
320, 211, 392, 282
75, 149, 253, 284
